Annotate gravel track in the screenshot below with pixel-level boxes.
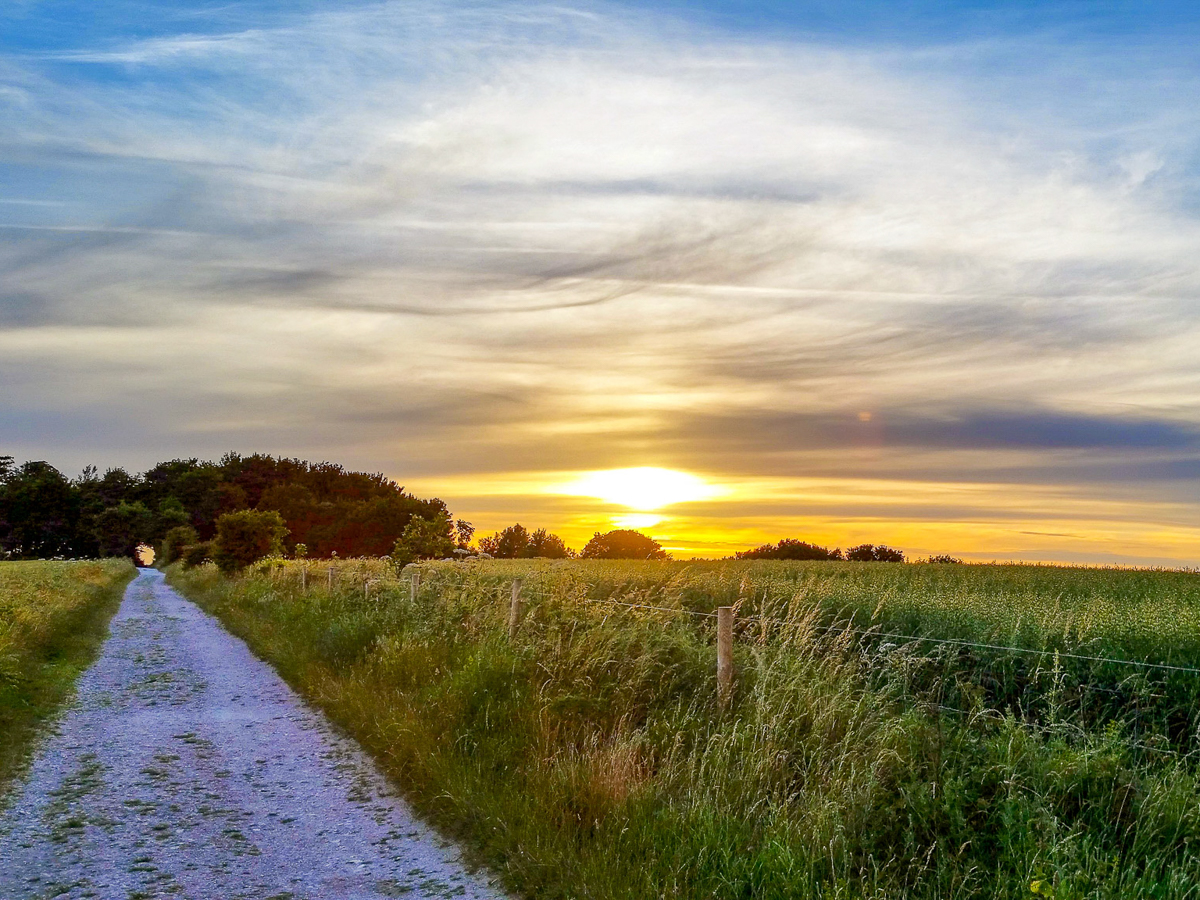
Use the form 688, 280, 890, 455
0, 569, 508, 900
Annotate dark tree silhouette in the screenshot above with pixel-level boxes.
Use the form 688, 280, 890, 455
734, 538, 842, 561
845, 543, 905, 563
477, 524, 573, 558
580, 529, 669, 560
0, 452, 452, 561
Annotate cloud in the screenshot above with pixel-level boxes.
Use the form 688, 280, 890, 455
3, 1, 1200, 562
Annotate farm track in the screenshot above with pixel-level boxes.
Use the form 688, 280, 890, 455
0, 569, 507, 900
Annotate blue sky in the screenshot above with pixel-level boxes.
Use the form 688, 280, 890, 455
4, 1, 1200, 561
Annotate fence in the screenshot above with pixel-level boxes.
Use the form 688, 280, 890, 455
264, 558, 1200, 758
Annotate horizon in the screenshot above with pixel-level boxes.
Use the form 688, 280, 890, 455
5, 2, 1200, 566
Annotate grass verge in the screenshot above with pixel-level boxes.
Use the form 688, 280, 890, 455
170, 559, 1200, 899
0, 559, 136, 796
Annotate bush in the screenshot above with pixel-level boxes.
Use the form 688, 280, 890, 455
159, 525, 199, 565
212, 510, 288, 573
734, 538, 841, 560
845, 543, 905, 562
390, 513, 455, 568
182, 541, 214, 568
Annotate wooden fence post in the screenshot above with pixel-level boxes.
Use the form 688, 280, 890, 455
409, 570, 420, 602
717, 606, 735, 708
508, 578, 525, 639
300, 567, 307, 592
327, 567, 335, 591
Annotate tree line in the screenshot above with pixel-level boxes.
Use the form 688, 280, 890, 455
0, 453, 943, 568
0, 453, 451, 561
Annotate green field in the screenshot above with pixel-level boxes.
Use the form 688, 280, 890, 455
169, 558, 1200, 899
0, 559, 135, 793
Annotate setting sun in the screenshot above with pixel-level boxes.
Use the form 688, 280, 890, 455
551, 468, 724, 512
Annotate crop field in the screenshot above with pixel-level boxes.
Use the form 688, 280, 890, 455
0, 559, 135, 792
170, 558, 1200, 899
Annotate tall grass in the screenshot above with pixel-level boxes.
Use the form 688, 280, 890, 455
170, 559, 1200, 899
0, 559, 135, 794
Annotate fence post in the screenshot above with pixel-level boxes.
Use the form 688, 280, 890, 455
327, 567, 335, 591
717, 606, 734, 708
300, 567, 307, 592
409, 570, 420, 602
508, 578, 525, 639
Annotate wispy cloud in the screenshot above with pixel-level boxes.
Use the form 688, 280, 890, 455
3, 1, 1200, 560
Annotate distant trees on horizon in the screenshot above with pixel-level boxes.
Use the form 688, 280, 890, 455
2, 452, 948, 567
734, 538, 907, 563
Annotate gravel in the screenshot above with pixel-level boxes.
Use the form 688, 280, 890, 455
0, 568, 510, 900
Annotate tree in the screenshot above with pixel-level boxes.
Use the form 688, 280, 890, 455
845, 544, 905, 563
454, 519, 475, 550
478, 523, 532, 558
734, 538, 841, 561
529, 528, 572, 559
477, 523, 574, 558
212, 510, 289, 572
160, 525, 200, 565
390, 514, 455, 567
94, 501, 154, 558
0, 460, 80, 558
580, 529, 669, 560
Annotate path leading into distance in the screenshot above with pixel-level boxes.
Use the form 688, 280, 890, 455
0, 569, 507, 900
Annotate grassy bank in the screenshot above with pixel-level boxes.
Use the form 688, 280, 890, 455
0, 559, 135, 794
170, 559, 1200, 899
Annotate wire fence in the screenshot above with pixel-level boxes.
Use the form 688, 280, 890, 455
270, 560, 1200, 759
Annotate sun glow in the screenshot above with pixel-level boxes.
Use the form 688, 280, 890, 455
552, 467, 724, 512
613, 513, 664, 529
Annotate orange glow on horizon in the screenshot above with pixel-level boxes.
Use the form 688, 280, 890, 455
398, 469, 1200, 567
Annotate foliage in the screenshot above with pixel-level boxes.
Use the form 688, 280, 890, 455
0, 560, 134, 793
0, 452, 450, 561
453, 519, 475, 550
212, 510, 289, 572
159, 525, 200, 565
733, 538, 842, 560
390, 514, 456, 568
169, 557, 1200, 899
0, 460, 79, 558
477, 523, 574, 558
845, 542, 905, 562
182, 541, 213, 568
93, 500, 153, 558
925, 554, 964, 564
580, 528, 669, 559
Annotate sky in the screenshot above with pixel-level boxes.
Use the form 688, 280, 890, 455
4, 1, 1200, 563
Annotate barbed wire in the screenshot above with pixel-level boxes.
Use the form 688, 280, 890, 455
308, 569, 1200, 677
748, 617, 1200, 675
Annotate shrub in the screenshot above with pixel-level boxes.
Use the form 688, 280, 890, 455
159, 525, 199, 565
212, 510, 288, 573
845, 543, 905, 562
734, 538, 841, 560
390, 513, 455, 568
182, 541, 213, 568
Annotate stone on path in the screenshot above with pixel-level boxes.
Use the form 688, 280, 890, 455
0, 569, 508, 900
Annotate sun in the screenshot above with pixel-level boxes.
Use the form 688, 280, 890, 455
553, 467, 723, 512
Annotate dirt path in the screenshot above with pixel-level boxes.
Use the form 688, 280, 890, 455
0, 569, 508, 900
